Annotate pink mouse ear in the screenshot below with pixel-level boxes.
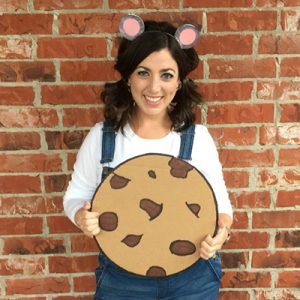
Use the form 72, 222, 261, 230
175, 24, 200, 49
119, 14, 145, 40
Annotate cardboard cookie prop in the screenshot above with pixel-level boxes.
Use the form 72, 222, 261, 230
91, 154, 218, 277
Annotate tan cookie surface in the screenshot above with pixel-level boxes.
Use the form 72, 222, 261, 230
92, 154, 218, 277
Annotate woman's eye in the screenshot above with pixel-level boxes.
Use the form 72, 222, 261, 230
161, 73, 174, 80
137, 70, 149, 77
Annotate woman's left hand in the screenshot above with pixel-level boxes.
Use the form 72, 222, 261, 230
199, 213, 232, 260
199, 227, 229, 260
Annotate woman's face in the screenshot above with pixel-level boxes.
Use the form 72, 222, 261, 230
128, 48, 180, 121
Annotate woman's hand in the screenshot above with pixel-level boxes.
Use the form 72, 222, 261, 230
199, 213, 232, 260
74, 201, 101, 238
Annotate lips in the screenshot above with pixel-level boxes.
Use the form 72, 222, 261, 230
144, 95, 162, 105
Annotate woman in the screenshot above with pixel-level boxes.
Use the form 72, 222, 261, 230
64, 15, 233, 299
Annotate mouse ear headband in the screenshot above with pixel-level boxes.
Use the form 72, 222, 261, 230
119, 14, 200, 49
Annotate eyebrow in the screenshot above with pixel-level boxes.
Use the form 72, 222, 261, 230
137, 66, 176, 73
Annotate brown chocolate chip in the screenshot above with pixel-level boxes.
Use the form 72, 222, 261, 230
98, 212, 118, 231
168, 157, 193, 178
148, 170, 156, 179
110, 173, 130, 189
146, 266, 167, 277
140, 198, 163, 221
186, 202, 201, 218
169, 240, 196, 256
121, 234, 143, 247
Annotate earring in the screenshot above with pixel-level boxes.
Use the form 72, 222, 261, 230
127, 82, 131, 93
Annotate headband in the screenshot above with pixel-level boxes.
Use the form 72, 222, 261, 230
119, 14, 200, 49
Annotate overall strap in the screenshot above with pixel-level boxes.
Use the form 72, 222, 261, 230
100, 121, 116, 181
178, 124, 196, 160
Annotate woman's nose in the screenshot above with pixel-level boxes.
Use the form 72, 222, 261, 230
148, 76, 161, 93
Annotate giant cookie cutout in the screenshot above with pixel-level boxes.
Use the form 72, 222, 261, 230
91, 154, 218, 277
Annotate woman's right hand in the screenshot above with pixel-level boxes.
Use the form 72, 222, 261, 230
74, 201, 101, 238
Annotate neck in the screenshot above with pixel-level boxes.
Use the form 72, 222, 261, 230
129, 114, 172, 139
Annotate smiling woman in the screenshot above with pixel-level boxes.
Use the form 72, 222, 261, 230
63, 14, 233, 300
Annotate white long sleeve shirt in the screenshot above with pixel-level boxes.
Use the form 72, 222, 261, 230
64, 122, 233, 224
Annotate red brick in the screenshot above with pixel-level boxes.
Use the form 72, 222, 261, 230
277, 271, 300, 288
275, 230, 300, 248
0, 86, 34, 105
0, 38, 32, 59
253, 251, 300, 268
284, 0, 300, 5
0, 108, 58, 128
38, 37, 107, 58
232, 211, 249, 229
219, 291, 250, 300
284, 169, 300, 184
46, 130, 88, 150
209, 127, 256, 147
220, 149, 274, 167
59, 13, 121, 34
73, 275, 96, 292
0, 61, 55, 82
259, 33, 300, 54
184, 0, 252, 7
281, 58, 300, 77
253, 211, 300, 228
68, 153, 77, 170
0, 196, 63, 215
223, 171, 249, 188
3, 236, 65, 255
207, 11, 277, 32
49, 255, 98, 273
0, 0, 28, 11
208, 104, 274, 124
189, 61, 204, 80
34, 0, 103, 10
257, 169, 278, 187
230, 191, 271, 208
0, 175, 41, 194
280, 103, 300, 122
277, 189, 300, 207
197, 34, 252, 55
0, 14, 53, 35
41, 85, 103, 105
109, 0, 179, 9
198, 81, 253, 102
6, 277, 70, 295
63, 107, 104, 127
0, 217, 42, 235
0, 132, 40, 150
47, 216, 81, 234
221, 252, 249, 268
260, 125, 300, 145
222, 271, 271, 288
279, 148, 300, 166
0, 154, 62, 173
44, 175, 69, 193
257, 81, 300, 100
61, 61, 118, 82
209, 58, 276, 79
255, 290, 300, 300
0, 297, 46, 300
71, 235, 99, 253
224, 232, 270, 249
0, 257, 45, 275
281, 10, 300, 31
256, 0, 279, 6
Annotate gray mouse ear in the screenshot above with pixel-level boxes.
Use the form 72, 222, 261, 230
175, 24, 200, 49
119, 14, 145, 41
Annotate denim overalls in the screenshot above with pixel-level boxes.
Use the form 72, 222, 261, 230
95, 122, 222, 300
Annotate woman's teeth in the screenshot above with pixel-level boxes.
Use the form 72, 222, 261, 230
145, 96, 161, 102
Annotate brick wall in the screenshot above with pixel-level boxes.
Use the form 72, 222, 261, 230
0, 0, 299, 299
